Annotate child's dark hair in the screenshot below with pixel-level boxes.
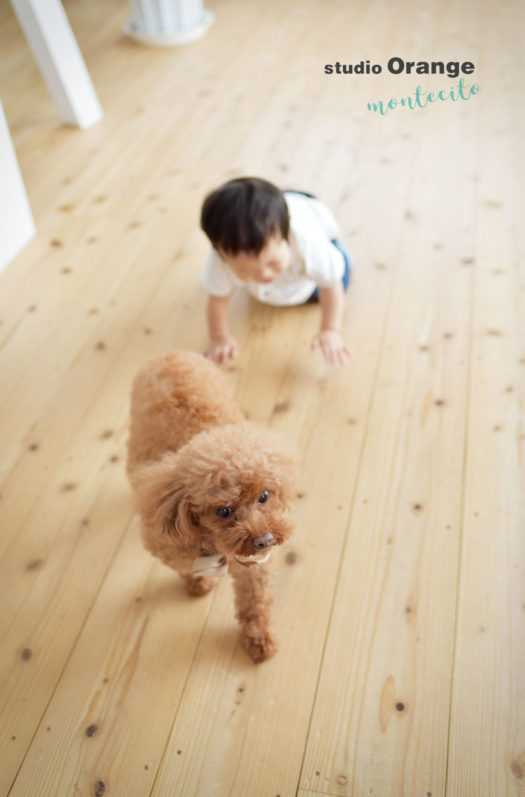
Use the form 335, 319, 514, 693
200, 177, 290, 255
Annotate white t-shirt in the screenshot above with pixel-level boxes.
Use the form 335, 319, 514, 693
201, 192, 345, 306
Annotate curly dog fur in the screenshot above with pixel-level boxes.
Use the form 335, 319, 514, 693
127, 351, 297, 663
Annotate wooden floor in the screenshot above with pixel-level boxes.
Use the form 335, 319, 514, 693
0, 0, 524, 795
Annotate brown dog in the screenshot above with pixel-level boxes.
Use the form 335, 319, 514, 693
127, 351, 297, 662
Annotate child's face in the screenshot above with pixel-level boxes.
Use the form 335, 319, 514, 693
219, 236, 291, 284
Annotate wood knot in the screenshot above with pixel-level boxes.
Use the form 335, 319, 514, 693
94, 780, 106, 796
85, 724, 99, 737
61, 482, 77, 492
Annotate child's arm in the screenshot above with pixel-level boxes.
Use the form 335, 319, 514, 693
311, 282, 352, 367
204, 294, 240, 364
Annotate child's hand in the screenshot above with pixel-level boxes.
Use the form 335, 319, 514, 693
204, 334, 240, 364
311, 329, 352, 367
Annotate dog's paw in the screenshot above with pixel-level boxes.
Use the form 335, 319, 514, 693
182, 574, 217, 597
241, 625, 278, 663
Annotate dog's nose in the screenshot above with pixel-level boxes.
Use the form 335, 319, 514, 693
251, 533, 274, 551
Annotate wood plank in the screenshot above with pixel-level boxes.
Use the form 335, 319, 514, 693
299, 3, 484, 793
446, 0, 525, 793
299, 792, 341, 797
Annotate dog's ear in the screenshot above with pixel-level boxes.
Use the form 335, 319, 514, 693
267, 443, 299, 509
129, 453, 198, 543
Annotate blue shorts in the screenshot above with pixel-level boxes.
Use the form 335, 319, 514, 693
307, 238, 353, 303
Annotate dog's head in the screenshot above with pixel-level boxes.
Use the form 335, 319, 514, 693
130, 424, 297, 561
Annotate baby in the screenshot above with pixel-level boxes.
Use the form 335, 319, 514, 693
200, 177, 353, 367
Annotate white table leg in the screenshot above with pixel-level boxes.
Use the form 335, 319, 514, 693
10, 0, 103, 129
0, 101, 35, 273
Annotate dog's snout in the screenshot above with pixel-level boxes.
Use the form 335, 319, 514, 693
252, 533, 274, 551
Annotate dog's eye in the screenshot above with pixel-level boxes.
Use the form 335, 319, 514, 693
258, 490, 270, 504
216, 506, 233, 518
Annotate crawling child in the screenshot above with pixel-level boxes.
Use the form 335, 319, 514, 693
200, 177, 353, 367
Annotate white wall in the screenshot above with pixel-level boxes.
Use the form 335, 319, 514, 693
0, 102, 35, 274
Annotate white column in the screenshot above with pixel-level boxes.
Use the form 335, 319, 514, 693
10, 0, 103, 129
125, 0, 214, 46
0, 101, 35, 274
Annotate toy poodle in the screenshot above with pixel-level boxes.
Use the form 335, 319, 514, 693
127, 350, 297, 663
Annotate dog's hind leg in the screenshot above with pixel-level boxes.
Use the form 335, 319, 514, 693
230, 560, 278, 663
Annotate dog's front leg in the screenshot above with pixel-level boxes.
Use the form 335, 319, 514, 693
181, 572, 218, 597
172, 555, 220, 597
146, 545, 219, 597
230, 559, 278, 663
